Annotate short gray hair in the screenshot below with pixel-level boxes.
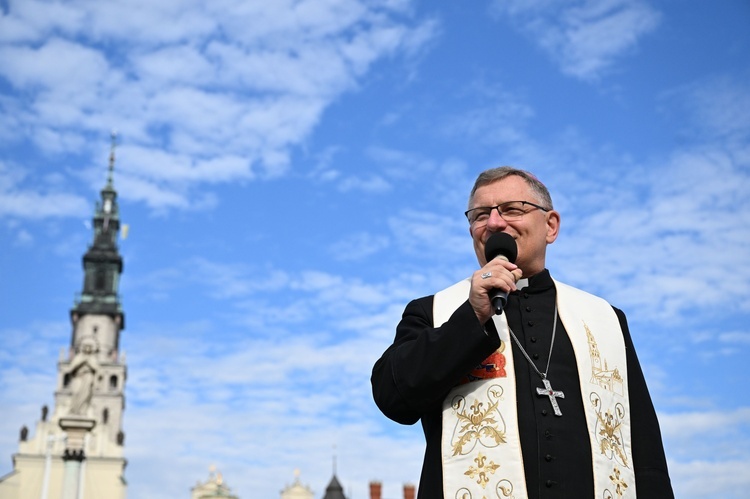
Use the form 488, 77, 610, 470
468, 166, 553, 210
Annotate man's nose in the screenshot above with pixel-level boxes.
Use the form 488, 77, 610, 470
486, 208, 508, 231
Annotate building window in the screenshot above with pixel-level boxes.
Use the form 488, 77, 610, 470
103, 408, 109, 424
109, 375, 118, 390
95, 270, 106, 291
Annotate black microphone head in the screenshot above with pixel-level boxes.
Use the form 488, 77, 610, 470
484, 232, 518, 264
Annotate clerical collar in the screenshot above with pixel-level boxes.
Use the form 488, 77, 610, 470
514, 269, 553, 292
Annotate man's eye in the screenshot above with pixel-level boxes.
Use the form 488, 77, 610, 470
503, 208, 524, 217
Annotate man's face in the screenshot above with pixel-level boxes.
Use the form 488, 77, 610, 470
469, 176, 560, 276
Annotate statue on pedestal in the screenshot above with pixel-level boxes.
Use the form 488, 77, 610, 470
67, 337, 100, 417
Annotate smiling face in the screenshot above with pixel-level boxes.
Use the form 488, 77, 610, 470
468, 175, 560, 276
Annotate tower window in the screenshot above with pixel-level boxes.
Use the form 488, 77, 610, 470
109, 375, 118, 390
95, 270, 106, 291
103, 408, 109, 424
63, 373, 71, 388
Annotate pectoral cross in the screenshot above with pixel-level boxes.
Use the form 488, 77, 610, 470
536, 377, 564, 416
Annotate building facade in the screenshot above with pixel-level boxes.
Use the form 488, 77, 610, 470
279, 469, 314, 499
0, 142, 128, 499
191, 467, 240, 499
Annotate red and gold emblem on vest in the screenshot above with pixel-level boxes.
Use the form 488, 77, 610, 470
463, 344, 507, 384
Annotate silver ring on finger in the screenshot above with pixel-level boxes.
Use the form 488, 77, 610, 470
481, 271, 492, 279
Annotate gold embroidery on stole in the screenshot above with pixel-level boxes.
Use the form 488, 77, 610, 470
435, 278, 525, 499
554, 280, 636, 498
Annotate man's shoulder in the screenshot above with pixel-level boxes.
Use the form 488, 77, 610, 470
404, 277, 472, 322
407, 294, 434, 308
403, 294, 434, 317
435, 277, 471, 299
553, 278, 612, 305
552, 278, 629, 330
406, 277, 472, 307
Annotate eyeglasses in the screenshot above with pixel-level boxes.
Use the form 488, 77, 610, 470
465, 200, 550, 225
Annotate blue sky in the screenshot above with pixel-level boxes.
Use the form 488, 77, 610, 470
1, 0, 749, 498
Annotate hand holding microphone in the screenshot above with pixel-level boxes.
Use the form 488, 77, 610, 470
484, 232, 519, 315
470, 232, 520, 323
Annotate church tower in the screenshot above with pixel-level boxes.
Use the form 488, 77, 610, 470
0, 135, 128, 499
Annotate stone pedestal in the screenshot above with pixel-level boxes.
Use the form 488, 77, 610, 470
59, 417, 96, 499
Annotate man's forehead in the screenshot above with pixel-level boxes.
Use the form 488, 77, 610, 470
471, 177, 532, 204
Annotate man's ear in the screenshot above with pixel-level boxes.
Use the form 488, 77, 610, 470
546, 210, 560, 244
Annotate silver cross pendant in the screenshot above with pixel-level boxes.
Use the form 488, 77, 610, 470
536, 377, 564, 416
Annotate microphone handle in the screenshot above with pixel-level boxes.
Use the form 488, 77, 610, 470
491, 291, 508, 315
489, 255, 510, 315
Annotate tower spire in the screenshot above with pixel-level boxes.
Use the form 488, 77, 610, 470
107, 130, 117, 188
71, 134, 125, 328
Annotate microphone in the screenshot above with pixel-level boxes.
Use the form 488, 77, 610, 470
484, 232, 518, 315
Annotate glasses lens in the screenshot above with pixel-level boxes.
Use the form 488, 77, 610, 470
498, 202, 527, 220
469, 208, 492, 225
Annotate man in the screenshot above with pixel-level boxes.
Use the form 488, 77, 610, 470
371, 167, 673, 498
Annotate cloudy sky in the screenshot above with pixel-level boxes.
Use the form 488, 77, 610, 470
1, 0, 749, 497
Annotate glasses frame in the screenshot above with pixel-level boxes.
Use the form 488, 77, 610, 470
465, 200, 550, 225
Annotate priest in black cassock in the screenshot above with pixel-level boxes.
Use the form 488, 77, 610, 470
371, 167, 673, 499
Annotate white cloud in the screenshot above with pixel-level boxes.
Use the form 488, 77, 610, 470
388, 209, 474, 263
0, 38, 109, 95
718, 331, 750, 346
0, 0, 439, 214
367, 146, 436, 179
491, 0, 661, 81
0, 190, 88, 218
120, 145, 255, 184
661, 74, 750, 141
549, 142, 750, 323
660, 407, 750, 441
661, 407, 750, 498
670, 459, 750, 499
12, 228, 34, 246
113, 172, 191, 211
439, 82, 535, 144
0, 161, 89, 219
329, 232, 390, 261
338, 174, 392, 193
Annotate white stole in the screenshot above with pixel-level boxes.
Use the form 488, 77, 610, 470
434, 278, 636, 499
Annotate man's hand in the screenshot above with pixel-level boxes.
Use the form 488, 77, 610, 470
469, 260, 522, 325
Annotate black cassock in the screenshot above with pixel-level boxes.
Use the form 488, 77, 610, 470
371, 270, 673, 499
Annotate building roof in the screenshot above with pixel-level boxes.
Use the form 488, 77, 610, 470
322, 474, 346, 499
